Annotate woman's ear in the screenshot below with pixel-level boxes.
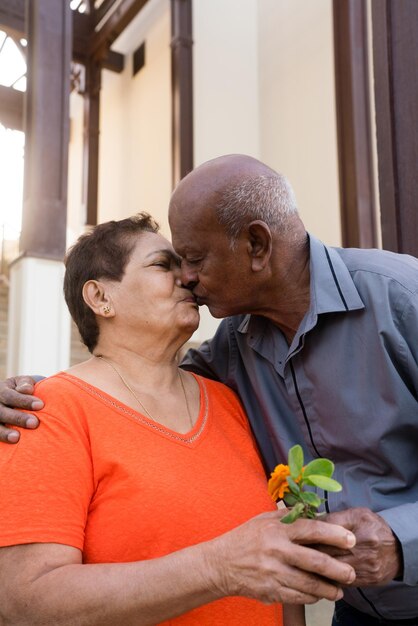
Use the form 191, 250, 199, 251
82, 280, 115, 318
246, 220, 272, 271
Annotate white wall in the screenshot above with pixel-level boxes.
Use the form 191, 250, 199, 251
7, 257, 71, 376
258, 0, 341, 245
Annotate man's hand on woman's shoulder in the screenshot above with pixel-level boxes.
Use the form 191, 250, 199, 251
0, 376, 42, 443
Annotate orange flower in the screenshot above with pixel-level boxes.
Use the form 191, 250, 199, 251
268, 464, 304, 502
268, 464, 292, 501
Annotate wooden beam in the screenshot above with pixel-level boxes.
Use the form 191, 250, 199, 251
372, 0, 418, 256
171, 0, 193, 186
333, 0, 377, 248
93, 0, 119, 28
101, 49, 124, 72
73, 12, 125, 72
82, 61, 101, 226
89, 0, 149, 59
0, 2, 125, 73
72, 10, 91, 64
0, 0, 25, 33
0, 84, 23, 131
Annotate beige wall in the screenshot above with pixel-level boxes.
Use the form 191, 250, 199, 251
193, 0, 260, 165
68, 0, 341, 248
67, 0, 172, 242
66, 0, 343, 343
192, 0, 261, 341
100, 0, 172, 236
191, 0, 342, 338
258, 0, 341, 245
67, 92, 84, 247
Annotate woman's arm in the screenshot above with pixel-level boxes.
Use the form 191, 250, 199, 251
0, 542, 219, 626
0, 513, 356, 626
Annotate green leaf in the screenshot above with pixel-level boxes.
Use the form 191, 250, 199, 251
280, 502, 304, 524
300, 491, 322, 508
304, 458, 334, 478
304, 474, 342, 492
287, 475, 301, 495
283, 493, 299, 507
288, 444, 304, 479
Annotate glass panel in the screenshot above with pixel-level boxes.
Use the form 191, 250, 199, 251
13, 76, 27, 92
0, 37, 26, 88
0, 124, 24, 239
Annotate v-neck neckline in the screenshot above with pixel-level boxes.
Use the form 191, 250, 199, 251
58, 371, 209, 446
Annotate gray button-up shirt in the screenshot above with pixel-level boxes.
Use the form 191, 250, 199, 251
182, 234, 418, 620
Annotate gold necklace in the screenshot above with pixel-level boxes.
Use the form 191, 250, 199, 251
96, 355, 194, 430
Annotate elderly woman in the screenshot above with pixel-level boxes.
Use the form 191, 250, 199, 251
0, 214, 354, 625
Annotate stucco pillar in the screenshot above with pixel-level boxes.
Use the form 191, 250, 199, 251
7, 0, 72, 376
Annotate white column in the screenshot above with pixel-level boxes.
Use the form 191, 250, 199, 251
7, 257, 71, 377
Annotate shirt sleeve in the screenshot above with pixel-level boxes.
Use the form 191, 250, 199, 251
378, 290, 418, 586
378, 504, 418, 586
1, 401, 93, 551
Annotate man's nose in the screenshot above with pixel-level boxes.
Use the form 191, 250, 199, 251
180, 262, 198, 289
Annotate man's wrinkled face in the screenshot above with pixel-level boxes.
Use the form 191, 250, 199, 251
169, 206, 252, 319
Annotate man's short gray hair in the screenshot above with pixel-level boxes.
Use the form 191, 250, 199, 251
214, 174, 298, 245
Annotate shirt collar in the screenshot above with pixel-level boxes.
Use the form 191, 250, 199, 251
237, 314, 251, 333
308, 234, 364, 315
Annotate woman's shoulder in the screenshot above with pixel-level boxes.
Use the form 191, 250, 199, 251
34, 372, 100, 417
35, 371, 86, 398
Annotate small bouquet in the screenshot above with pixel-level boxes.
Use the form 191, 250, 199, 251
268, 444, 342, 524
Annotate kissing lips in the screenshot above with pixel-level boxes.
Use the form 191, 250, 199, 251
180, 294, 198, 308
194, 295, 207, 307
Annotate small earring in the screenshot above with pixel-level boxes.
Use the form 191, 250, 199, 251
103, 305, 111, 315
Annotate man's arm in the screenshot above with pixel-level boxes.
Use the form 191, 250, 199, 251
345, 292, 418, 587
0, 328, 224, 443
181, 317, 236, 382
0, 376, 42, 442
0, 322, 227, 444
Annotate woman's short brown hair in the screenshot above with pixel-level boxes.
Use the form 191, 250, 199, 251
64, 212, 159, 353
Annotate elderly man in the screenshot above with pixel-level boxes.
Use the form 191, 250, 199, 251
1, 155, 418, 625
169, 155, 418, 625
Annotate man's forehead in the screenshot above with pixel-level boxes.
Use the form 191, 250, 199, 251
174, 224, 204, 241
170, 199, 218, 235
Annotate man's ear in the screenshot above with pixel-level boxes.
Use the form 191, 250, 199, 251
246, 220, 272, 271
82, 280, 115, 318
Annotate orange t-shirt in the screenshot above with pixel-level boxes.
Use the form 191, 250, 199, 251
1, 372, 282, 625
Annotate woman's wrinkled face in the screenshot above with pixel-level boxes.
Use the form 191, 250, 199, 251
106, 232, 200, 337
